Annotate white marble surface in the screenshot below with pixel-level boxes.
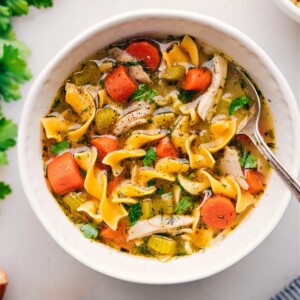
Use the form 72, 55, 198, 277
0, 0, 299, 299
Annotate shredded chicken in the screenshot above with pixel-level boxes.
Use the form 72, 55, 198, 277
129, 65, 151, 83
113, 102, 155, 135
108, 47, 135, 63
127, 215, 194, 240
108, 47, 151, 83
219, 146, 249, 190
180, 54, 228, 122
197, 55, 228, 121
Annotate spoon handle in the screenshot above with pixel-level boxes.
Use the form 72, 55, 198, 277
252, 132, 300, 202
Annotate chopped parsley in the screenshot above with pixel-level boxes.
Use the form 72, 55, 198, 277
123, 61, 140, 66
143, 146, 156, 166
80, 223, 98, 239
239, 150, 258, 169
229, 95, 250, 115
51, 141, 71, 155
178, 89, 197, 103
174, 196, 194, 214
128, 202, 142, 226
156, 186, 165, 195
131, 84, 157, 101
147, 179, 156, 186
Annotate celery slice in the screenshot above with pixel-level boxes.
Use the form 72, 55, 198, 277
152, 193, 174, 215
162, 66, 186, 81
142, 199, 153, 219
63, 192, 86, 212
148, 235, 177, 254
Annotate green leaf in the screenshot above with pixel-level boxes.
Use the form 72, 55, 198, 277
0, 26, 30, 58
147, 179, 156, 186
123, 61, 140, 66
143, 146, 156, 166
0, 151, 8, 165
80, 223, 98, 239
156, 185, 165, 195
229, 95, 250, 115
0, 116, 17, 151
174, 196, 193, 214
51, 141, 71, 155
128, 202, 142, 226
131, 84, 157, 102
4, 0, 29, 16
0, 5, 10, 32
239, 150, 258, 169
0, 181, 11, 199
27, 0, 53, 8
0, 44, 31, 101
178, 89, 197, 103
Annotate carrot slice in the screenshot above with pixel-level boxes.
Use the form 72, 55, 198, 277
107, 175, 122, 194
91, 136, 120, 161
183, 67, 212, 91
126, 41, 161, 70
47, 152, 84, 195
156, 137, 178, 159
100, 220, 133, 250
201, 195, 236, 230
245, 169, 264, 194
236, 134, 251, 144
104, 65, 138, 102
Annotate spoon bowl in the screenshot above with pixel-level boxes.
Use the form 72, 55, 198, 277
234, 64, 300, 202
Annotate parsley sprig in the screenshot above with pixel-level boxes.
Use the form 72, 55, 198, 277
131, 84, 157, 102
239, 149, 258, 169
229, 95, 250, 115
174, 196, 194, 214
143, 147, 157, 166
0, 0, 53, 200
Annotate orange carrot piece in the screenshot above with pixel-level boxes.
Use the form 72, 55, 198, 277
107, 175, 122, 195
91, 136, 120, 161
0, 269, 7, 300
100, 221, 133, 250
183, 67, 212, 91
126, 40, 161, 70
47, 152, 84, 195
236, 134, 251, 144
104, 65, 138, 102
156, 137, 178, 159
201, 195, 236, 230
245, 170, 264, 194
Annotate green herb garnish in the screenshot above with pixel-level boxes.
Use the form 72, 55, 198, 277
156, 185, 165, 195
51, 141, 71, 155
0, 182, 11, 199
178, 89, 197, 103
143, 146, 156, 166
0, 0, 52, 200
128, 202, 142, 226
229, 95, 250, 115
239, 150, 258, 169
80, 223, 98, 239
123, 61, 140, 66
147, 179, 156, 186
131, 84, 157, 101
174, 196, 194, 214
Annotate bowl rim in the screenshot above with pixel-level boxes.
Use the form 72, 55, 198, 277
274, 0, 300, 22
18, 9, 300, 284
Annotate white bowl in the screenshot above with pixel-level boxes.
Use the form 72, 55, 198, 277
18, 10, 300, 284
274, 0, 300, 23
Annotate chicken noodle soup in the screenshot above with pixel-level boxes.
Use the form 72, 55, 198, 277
41, 35, 275, 260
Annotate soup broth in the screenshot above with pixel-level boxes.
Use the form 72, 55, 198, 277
41, 35, 275, 260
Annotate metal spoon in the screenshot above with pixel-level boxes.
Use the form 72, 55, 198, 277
232, 64, 300, 202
